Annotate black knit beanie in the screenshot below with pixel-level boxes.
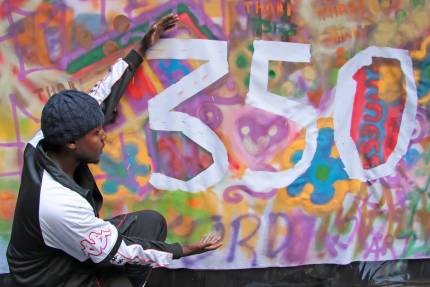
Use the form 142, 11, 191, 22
41, 90, 104, 145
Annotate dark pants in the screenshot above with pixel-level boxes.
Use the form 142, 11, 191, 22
105, 210, 168, 286
61, 210, 168, 287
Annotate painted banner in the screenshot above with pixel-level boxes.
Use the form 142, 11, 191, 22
0, 0, 430, 272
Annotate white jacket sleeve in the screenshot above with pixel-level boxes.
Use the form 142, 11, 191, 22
39, 171, 119, 263
110, 241, 174, 268
88, 50, 143, 124
88, 58, 131, 105
39, 171, 177, 267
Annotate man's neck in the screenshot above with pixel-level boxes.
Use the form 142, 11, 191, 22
47, 151, 80, 178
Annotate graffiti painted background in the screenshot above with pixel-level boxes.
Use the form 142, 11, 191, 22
1, 0, 430, 273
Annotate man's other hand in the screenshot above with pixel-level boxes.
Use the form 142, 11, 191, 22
181, 233, 223, 257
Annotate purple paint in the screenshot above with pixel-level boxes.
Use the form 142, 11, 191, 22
266, 212, 289, 258
227, 214, 261, 267
223, 185, 277, 203
281, 211, 315, 265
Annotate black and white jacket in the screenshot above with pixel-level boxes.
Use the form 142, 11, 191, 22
7, 50, 181, 287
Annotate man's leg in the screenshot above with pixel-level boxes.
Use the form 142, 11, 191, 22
108, 210, 167, 240
107, 210, 169, 287
98, 273, 133, 287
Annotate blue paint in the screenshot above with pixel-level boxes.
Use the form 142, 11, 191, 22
404, 148, 420, 168
74, 14, 107, 36
366, 68, 379, 81
158, 59, 191, 85
0, 239, 9, 273
286, 128, 349, 205
99, 144, 150, 194
291, 150, 303, 164
415, 45, 430, 101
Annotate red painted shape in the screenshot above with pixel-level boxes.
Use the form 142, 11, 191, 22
350, 59, 406, 169
126, 68, 156, 100
382, 96, 405, 159
350, 67, 366, 142
178, 13, 208, 39
0, 0, 25, 18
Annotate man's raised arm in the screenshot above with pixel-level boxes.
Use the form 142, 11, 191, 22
88, 14, 179, 124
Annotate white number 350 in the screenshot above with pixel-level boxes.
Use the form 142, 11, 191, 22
147, 39, 417, 192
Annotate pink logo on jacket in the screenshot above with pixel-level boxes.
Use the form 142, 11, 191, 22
80, 229, 112, 257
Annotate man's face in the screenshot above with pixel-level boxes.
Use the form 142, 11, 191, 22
74, 126, 106, 164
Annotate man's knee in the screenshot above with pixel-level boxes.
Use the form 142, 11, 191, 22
125, 210, 168, 241
136, 210, 167, 226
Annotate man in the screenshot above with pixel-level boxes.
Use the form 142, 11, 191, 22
7, 14, 222, 287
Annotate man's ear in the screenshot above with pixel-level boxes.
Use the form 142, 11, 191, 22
66, 141, 77, 151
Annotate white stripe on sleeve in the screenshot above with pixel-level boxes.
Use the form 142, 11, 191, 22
110, 241, 173, 268
88, 58, 130, 105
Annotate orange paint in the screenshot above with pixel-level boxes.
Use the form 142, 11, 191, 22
14, 2, 74, 67
307, 89, 322, 107
0, 191, 16, 220
188, 198, 203, 209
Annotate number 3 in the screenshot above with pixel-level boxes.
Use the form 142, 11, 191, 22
147, 39, 229, 192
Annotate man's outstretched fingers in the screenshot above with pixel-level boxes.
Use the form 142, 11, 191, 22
201, 233, 222, 251
201, 232, 219, 244
206, 238, 223, 251
135, 14, 180, 57
157, 14, 179, 29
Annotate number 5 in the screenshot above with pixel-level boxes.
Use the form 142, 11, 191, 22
241, 40, 318, 191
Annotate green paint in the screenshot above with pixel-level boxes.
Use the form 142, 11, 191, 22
338, 220, 354, 235
399, 161, 430, 256
0, 219, 12, 236
102, 206, 114, 219
268, 69, 276, 79
247, 42, 254, 52
399, 190, 420, 239
403, 232, 430, 257
68, 4, 218, 73
236, 54, 248, 69
244, 74, 250, 88
67, 46, 104, 74
420, 145, 430, 165
19, 119, 34, 137
284, 23, 298, 37
135, 190, 212, 243
316, 165, 330, 181
67, 23, 148, 73
411, 0, 426, 8
411, 177, 430, 256
424, 65, 430, 79
395, 10, 407, 23
0, 180, 20, 191
272, 86, 283, 96
330, 68, 339, 86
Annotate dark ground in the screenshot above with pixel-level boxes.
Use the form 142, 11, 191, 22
146, 259, 430, 287
2, 259, 430, 286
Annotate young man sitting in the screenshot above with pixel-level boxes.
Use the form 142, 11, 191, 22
7, 14, 222, 287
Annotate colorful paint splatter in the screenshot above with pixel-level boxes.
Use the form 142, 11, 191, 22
1, 0, 430, 270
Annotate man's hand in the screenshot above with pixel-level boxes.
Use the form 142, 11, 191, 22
181, 233, 223, 257
136, 13, 180, 57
